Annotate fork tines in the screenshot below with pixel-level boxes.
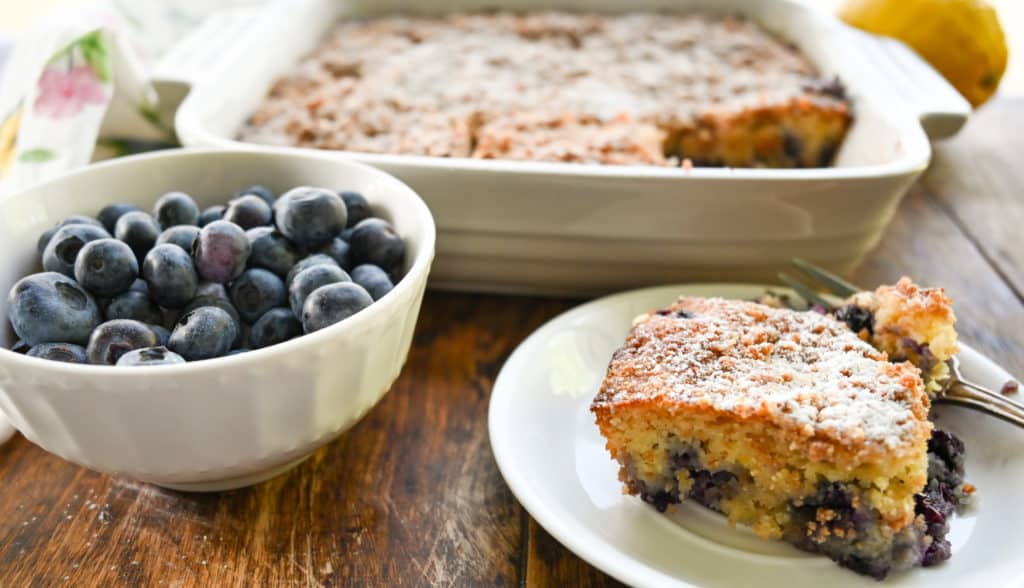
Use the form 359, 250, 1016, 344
778, 259, 863, 310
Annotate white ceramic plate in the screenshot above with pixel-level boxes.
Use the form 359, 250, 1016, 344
489, 284, 1024, 587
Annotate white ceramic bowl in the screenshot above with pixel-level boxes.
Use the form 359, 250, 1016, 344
0, 149, 436, 491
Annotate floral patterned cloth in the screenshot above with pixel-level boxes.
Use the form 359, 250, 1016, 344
0, 0, 266, 195
35, 64, 109, 119
0, 22, 157, 193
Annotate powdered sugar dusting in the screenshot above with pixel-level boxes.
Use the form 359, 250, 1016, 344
240, 11, 847, 165
595, 297, 931, 453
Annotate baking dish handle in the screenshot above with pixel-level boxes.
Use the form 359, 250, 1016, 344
842, 27, 971, 141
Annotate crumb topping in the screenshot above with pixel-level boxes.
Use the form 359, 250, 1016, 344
847, 277, 959, 387
595, 297, 932, 454
240, 11, 850, 166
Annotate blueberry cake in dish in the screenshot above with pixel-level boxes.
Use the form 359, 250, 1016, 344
592, 287, 969, 578
241, 11, 852, 168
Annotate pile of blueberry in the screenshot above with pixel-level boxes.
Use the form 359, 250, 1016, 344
6, 186, 404, 366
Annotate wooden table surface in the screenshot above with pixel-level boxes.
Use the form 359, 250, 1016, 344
1, 99, 1022, 587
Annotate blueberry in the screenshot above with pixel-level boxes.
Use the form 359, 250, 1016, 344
168, 306, 238, 361
286, 254, 339, 285
27, 342, 87, 363
193, 220, 250, 283
351, 264, 394, 301
249, 308, 302, 349
224, 195, 272, 230
93, 295, 112, 313
198, 205, 225, 227
289, 265, 350, 316
7, 272, 100, 345
142, 244, 198, 308
922, 538, 953, 567
235, 185, 275, 207
317, 237, 352, 270
274, 187, 347, 248
227, 348, 250, 356
42, 224, 111, 277
73, 238, 138, 297
86, 319, 159, 365
97, 203, 140, 233
128, 278, 149, 293
114, 211, 161, 262
339, 227, 354, 242
180, 296, 243, 348
105, 290, 162, 324
10, 339, 31, 354
161, 307, 181, 330
835, 304, 874, 335
182, 295, 240, 326
63, 215, 105, 229
301, 282, 373, 333
236, 322, 251, 349
339, 191, 372, 227
37, 216, 105, 256
148, 324, 171, 346
116, 346, 186, 367
928, 430, 966, 474
229, 268, 286, 323
247, 227, 300, 278
156, 225, 200, 252
195, 281, 228, 301
348, 218, 404, 273
153, 191, 199, 228
37, 227, 60, 257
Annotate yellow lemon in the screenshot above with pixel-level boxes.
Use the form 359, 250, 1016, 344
839, 0, 1008, 107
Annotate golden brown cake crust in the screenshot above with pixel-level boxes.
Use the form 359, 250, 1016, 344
592, 297, 932, 466
240, 11, 851, 168
844, 277, 959, 391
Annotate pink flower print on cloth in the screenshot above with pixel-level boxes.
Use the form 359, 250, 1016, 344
34, 65, 108, 119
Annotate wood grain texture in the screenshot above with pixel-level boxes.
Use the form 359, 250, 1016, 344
0, 98, 1022, 587
525, 519, 626, 588
922, 98, 1024, 302
0, 294, 574, 587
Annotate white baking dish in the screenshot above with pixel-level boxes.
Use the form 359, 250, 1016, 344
174, 0, 970, 296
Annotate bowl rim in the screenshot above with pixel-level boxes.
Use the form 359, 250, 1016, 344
0, 147, 437, 377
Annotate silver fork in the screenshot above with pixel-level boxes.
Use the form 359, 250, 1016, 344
780, 258, 1024, 429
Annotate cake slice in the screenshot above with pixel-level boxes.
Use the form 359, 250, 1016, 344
592, 295, 965, 578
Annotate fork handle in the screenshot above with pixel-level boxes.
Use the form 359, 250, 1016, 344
937, 378, 1024, 429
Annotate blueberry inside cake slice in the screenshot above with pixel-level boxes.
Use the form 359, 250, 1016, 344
592, 291, 968, 578
836, 277, 959, 394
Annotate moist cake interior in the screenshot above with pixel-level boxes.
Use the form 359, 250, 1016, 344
839, 278, 959, 393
